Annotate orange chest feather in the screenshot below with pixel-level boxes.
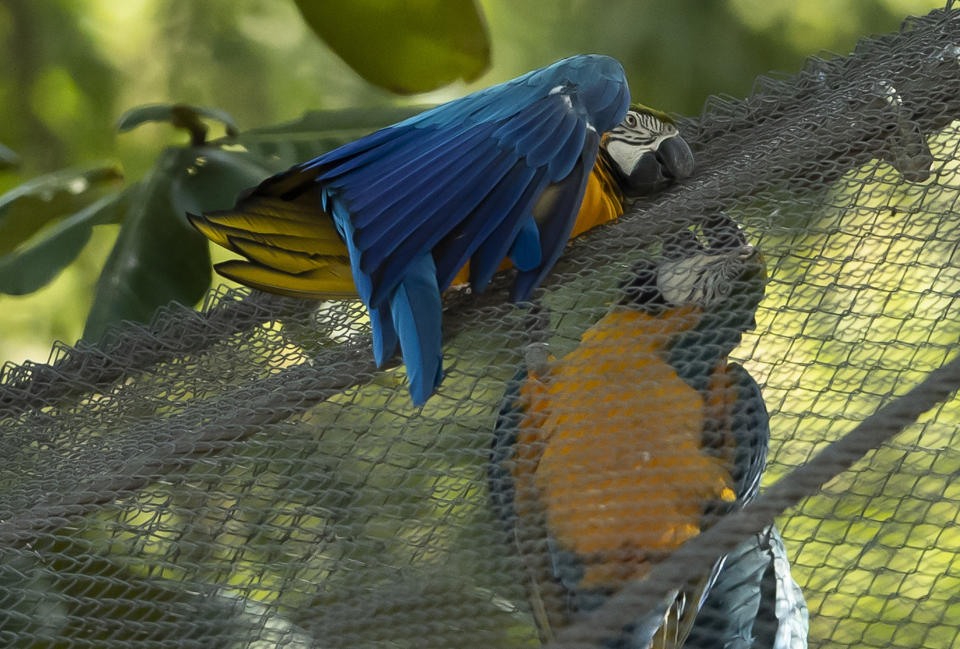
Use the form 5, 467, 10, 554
513, 309, 737, 588
569, 156, 623, 238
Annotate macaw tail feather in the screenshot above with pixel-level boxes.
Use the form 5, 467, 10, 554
186, 193, 357, 299
684, 525, 808, 649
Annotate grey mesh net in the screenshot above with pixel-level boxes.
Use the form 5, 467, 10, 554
3, 5, 960, 649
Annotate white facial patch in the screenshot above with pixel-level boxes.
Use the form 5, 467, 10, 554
658, 254, 716, 306
605, 111, 680, 175
657, 250, 747, 308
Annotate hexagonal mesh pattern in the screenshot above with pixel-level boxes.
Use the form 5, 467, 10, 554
3, 7, 960, 649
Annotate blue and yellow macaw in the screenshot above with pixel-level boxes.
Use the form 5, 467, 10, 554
685, 524, 808, 649
488, 224, 770, 648
188, 55, 695, 405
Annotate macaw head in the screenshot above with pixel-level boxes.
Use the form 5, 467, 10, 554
601, 104, 696, 195
621, 224, 767, 332
657, 244, 766, 316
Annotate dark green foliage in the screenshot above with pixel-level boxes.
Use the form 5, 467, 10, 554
82, 147, 269, 342
116, 104, 241, 143
0, 166, 124, 295
0, 144, 19, 170
293, 0, 490, 94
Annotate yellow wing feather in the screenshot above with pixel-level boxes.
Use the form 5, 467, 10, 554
228, 236, 345, 275
188, 193, 356, 298
214, 260, 357, 299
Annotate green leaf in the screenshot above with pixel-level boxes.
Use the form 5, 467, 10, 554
0, 143, 19, 170
83, 147, 271, 341
294, 0, 490, 94
117, 104, 240, 144
227, 105, 427, 167
116, 104, 178, 131
239, 105, 427, 137
0, 189, 130, 295
0, 165, 124, 256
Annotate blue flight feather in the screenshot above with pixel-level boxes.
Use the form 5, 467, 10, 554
328, 197, 372, 304
470, 168, 551, 291
508, 217, 542, 271
345, 127, 481, 214
310, 128, 417, 180
363, 146, 514, 298
512, 131, 599, 301
432, 160, 537, 290
236, 54, 630, 403
511, 101, 573, 165
355, 128, 503, 262
685, 525, 808, 649
492, 95, 558, 143
370, 304, 398, 367
388, 254, 443, 406
547, 120, 587, 180
345, 123, 493, 219
526, 109, 579, 170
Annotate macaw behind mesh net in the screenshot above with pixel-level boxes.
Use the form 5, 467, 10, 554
4, 7, 960, 649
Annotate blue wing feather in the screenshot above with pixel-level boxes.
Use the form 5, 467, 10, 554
685, 525, 808, 649
370, 304, 398, 366
728, 363, 770, 504
469, 168, 551, 291
364, 147, 518, 302
343, 127, 469, 211
511, 130, 599, 302
547, 120, 587, 180
354, 125, 503, 261
388, 254, 443, 406
527, 108, 580, 170
233, 54, 630, 403
345, 123, 494, 218
432, 161, 538, 290
508, 217, 543, 271
307, 128, 416, 180
492, 95, 561, 143
511, 99, 577, 163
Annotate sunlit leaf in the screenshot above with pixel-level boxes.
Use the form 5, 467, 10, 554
0, 165, 123, 256
0, 189, 130, 295
294, 0, 490, 94
83, 147, 271, 341
0, 143, 20, 170
117, 103, 240, 143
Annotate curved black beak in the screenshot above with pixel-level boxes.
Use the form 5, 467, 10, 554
621, 135, 695, 195
657, 135, 696, 181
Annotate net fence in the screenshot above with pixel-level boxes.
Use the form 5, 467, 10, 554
3, 6, 960, 648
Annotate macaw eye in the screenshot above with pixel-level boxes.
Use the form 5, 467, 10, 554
625, 113, 638, 128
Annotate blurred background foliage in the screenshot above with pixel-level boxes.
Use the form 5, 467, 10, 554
0, 0, 940, 362
2, 3, 958, 648
0, 0, 944, 365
